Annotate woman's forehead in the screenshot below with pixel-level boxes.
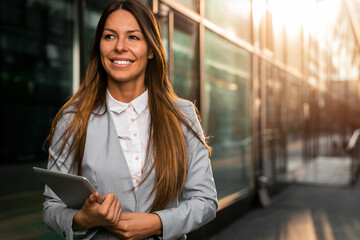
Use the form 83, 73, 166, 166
104, 9, 141, 30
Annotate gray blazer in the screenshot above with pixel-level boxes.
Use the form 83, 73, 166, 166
43, 99, 218, 240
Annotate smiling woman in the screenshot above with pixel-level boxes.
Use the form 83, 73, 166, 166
42, 0, 217, 239
100, 9, 154, 102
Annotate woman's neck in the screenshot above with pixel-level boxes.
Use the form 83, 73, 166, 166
107, 81, 146, 103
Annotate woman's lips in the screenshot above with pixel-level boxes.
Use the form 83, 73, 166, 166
113, 60, 132, 64
111, 59, 133, 67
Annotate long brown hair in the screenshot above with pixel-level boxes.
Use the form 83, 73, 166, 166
46, 0, 211, 212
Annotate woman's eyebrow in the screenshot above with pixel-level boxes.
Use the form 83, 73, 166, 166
103, 28, 142, 34
103, 28, 117, 33
128, 29, 142, 34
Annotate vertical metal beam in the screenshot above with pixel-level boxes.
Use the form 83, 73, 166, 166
72, 0, 81, 94
152, 0, 159, 14
199, 0, 205, 118
251, 58, 262, 188
78, 0, 85, 79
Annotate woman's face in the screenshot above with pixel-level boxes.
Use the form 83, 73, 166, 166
100, 9, 153, 89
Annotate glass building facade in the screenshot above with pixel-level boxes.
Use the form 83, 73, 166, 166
1, 0, 74, 163
2, 0, 360, 239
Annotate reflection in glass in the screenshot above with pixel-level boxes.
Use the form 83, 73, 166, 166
174, 0, 198, 12
173, 12, 199, 102
273, 22, 285, 63
0, 0, 74, 163
204, 30, 252, 199
285, 27, 302, 71
262, 63, 286, 179
205, 0, 251, 43
286, 75, 303, 173
83, 0, 112, 70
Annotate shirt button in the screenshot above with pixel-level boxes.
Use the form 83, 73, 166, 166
133, 133, 137, 137
136, 179, 140, 184
130, 118, 135, 122
135, 156, 139, 160
128, 104, 131, 108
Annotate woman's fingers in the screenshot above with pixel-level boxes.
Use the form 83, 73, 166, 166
88, 192, 100, 204
92, 192, 104, 204
98, 193, 122, 226
74, 192, 122, 229
114, 201, 122, 224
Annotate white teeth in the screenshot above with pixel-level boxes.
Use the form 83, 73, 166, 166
113, 60, 131, 65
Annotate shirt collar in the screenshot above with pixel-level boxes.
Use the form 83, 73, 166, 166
131, 90, 148, 115
106, 89, 148, 115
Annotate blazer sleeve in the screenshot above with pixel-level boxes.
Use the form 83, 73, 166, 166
154, 102, 218, 240
42, 113, 97, 240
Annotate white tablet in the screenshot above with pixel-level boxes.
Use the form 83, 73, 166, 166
33, 167, 103, 209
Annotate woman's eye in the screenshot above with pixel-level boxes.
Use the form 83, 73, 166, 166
104, 34, 115, 40
129, 35, 140, 40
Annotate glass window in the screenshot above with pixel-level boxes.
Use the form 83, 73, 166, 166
83, 0, 112, 70
0, 0, 74, 163
262, 62, 286, 179
273, 25, 285, 63
286, 75, 303, 173
174, 0, 198, 12
173, 12, 199, 102
285, 28, 302, 71
267, 0, 285, 62
204, 30, 252, 199
205, 0, 251, 43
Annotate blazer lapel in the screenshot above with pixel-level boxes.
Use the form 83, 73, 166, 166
84, 105, 136, 211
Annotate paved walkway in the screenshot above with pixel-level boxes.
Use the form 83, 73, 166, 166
288, 156, 351, 187
210, 155, 360, 240
0, 190, 59, 240
0, 163, 59, 239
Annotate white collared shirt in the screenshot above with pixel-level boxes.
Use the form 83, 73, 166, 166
106, 89, 150, 188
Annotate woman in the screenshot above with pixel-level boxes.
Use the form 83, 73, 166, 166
43, 0, 217, 239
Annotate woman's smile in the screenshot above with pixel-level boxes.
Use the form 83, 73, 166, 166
111, 58, 133, 67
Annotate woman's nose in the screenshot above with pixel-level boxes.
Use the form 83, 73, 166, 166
115, 38, 128, 52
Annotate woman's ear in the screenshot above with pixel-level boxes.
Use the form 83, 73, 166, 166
148, 49, 154, 60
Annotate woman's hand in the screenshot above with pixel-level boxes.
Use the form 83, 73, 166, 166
72, 192, 122, 230
105, 212, 162, 240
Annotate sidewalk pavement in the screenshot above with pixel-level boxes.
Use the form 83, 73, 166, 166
210, 181, 360, 240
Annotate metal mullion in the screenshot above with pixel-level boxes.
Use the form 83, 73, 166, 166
199, 0, 205, 115
163, 0, 303, 83
72, 0, 86, 94
72, 0, 81, 94
152, 0, 159, 14
202, 19, 255, 54
160, 0, 201, 23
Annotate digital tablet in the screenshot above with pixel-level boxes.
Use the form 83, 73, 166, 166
33, 167, 103, 209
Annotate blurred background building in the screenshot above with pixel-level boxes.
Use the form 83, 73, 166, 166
2, 0, 360, 239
